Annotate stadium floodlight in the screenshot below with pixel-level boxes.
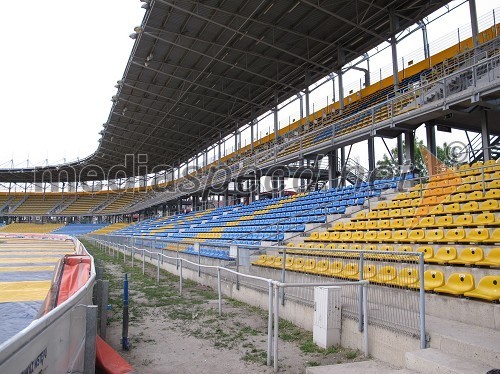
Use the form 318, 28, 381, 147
141, 3, 150, 10
111, 95, 118, 102
129, 26, 144, 39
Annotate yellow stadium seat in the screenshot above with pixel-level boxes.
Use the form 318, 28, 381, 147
420, 216, 435, 227
319, 232, 330, 241
297, 243, 305, 248
380, 245, 394, 252
480, 199, 499, 211
425, 229, 445, 242
408, 229, 425, 242
272, 257, 284, 268
264, 256, 276, 266
449, 177, 463, 186
422, 196, 438, 206
485, 228, 500, 243
337, 244, 349, 250
488, 180, 500, 189
449, 247, 484, 265
345, 222, 356, 230
443, 228, 466, 242
371, 266, 397, 284
366, 220, 378, 230
349, 244, 362, 251
464, 276, 500, 301
470, 182, 484, 191
485, 189, 500, 199
389, 208, 401, 217
451, 193, 468, 203
329, 232, 341, 242
314, 243, 325, 249
286, 242, 295, 248
422, 270, 445, 291
285, 257, 294, 269
426, 246, 457, 264
375, 201, 388, 210
404, 217, 420, 228
462, 201, 480, 213
340, 231, 353, 242
309, 232, 319, 241
303, 259, 316, 273
444, 203, 460, 213
454, 214, 473, 227
325, 244, 336, 250
363, 245, 377, 251
391, 218, 404, 228
395, 192, 407, 200
252, 255, 267, 266
377, 219, 390, 229
333, 222, 345, 231
399, 199, 411, 207
434, 273, 475, 296
475, 213, 496, 226
355, 221, 366, 230
389, 200, 399, 209
364, 231, 377, 242
291, 258, 305, 271
393, 229, 408, 242
352, 231, 364, 242
409, 191, 420, 199
398, 245, 413, 252
436, 215, 453, 227
416, 246, 434, 260
456, 184, 471, 193
475, 248, 500, 266
467, 228, 490, 242
340, 262, 359, 279
415, 206, 430, 216
368, 211, 378, 219
314, 259, 330, 275
328, 261, 343, 276
378, 210, 390, 219
467, 191, 484, 201
376, 230, 392, 242
427, 181, 438, 189
402, 207, 415, 216
386, 267, 419, 287
305, 243, 315, 249
355, 212, 366, 220
430, 205, 445, 215
363, 264, 377, 280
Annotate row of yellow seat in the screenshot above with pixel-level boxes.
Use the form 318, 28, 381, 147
308, 227, 500, 244
252, 255, 499, 301
284, 243, 500, 266
353, 199, 499, 222
333, 213, 499, 231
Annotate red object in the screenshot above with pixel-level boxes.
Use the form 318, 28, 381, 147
57, 256, 92, 305
95, 336, 135, 374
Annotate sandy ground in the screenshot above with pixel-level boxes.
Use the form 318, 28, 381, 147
86, 241, 364, 373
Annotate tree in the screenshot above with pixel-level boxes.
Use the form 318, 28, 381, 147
375, 137, 459, 179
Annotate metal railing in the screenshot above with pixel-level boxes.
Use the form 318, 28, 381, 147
87, 234, 427, 352
86, 236, 371, 372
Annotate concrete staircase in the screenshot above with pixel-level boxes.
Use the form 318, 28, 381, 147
405, 315, 500, 373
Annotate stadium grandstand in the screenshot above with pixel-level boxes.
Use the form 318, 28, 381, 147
0, 0, 499, 372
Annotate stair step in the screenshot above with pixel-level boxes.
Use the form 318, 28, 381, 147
405, 348, 496, 374
426, 315, 500, 366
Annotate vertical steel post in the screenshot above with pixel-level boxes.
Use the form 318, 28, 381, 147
179, 259, 183, 295
358, 252, 364, 332
267, 281, 273, 367
217, 268, 222, 316
83, 305, 98, 374
362, 284, 369, 356
273, 284, 280, 372
418, 253, 426, 349
122, 274, 129, 350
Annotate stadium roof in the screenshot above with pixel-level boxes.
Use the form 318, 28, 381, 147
1, 0, 451, 184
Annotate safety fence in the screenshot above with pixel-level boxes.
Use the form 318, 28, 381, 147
87, 234, 426, 368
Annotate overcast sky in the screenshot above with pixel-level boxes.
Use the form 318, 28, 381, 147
0, 0, 499, 170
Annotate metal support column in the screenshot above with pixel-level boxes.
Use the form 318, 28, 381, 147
340, 147, 346, 187
480, 108, 491, 161
367, 138, 376, 173
426, 122, 437, 174
405, 131, 416, 167
328, 151, 338, 189
305, 70, 310, 121
390, 9, 400, 91
419, 21, 430, 59
274, 92, 279, 140
469, 0, 479, 48
397, 135, 404, 167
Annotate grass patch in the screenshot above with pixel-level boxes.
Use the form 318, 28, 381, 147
345, 350, 358, 360
242, 349, 267, 365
